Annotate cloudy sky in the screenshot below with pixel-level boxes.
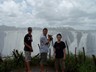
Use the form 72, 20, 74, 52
0, 0, 96, 30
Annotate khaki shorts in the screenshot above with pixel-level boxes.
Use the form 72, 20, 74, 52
25, 51, 31, 62
55, 58, 65, 70
40, 53, 47, 65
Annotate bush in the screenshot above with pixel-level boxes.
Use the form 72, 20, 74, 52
0, 50, 96, 72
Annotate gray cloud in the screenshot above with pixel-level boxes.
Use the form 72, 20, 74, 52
0, 0, 96, 30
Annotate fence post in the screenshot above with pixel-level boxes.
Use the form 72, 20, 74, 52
0, 53, 3, 62
92, 55, 96, 66
83, 47, 86, 62
75, 47, 77, 63
65, 40, 69, 57
0, 56, 3, 62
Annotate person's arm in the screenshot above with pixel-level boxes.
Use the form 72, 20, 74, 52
24, 42, 32, 49
53, 42, 56, 59
24, 42, 33, 52
63, 48, 66, 60
24, 35, 33, 51
41, 37, 50, 45
53, 48, 56, 59
45, 37, 51, 45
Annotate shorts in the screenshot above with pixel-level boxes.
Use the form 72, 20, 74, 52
55, 58, 65, 70
25, 51, 31, 62
40, 53, 47, 65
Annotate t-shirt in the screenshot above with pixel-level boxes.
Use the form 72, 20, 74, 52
40, 35, 50, 53
24, 34, 32, 51
54, 41, 66, 58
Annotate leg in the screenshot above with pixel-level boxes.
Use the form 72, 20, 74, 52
25, 61, 28, 72
60, 59, 65, 72
44, 53, 47, 72
40, 53, 47, 72
25, 61, 31, 72
40, 64, 44, 72
25, 51, 32, 72
55, 59, 59, 72
40, 53, 44, 72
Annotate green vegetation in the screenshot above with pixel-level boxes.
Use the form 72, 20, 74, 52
65, 52, 96, 72
0, 50, 96, 72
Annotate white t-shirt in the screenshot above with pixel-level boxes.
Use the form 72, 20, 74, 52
40, 35, 49, 53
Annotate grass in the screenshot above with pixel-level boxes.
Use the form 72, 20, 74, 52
65, 52, 96, 72
0, 50, 96, 72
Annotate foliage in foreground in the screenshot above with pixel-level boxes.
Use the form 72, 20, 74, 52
0, 50, 96, 72
65, 52, 96, 72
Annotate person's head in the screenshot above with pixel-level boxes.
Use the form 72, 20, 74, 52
28, 27, 32, 34
43, 28, 48, 36
56, 33, 62, 41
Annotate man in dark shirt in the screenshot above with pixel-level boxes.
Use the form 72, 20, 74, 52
53, 33, 66, 72
24, 27, 33, 72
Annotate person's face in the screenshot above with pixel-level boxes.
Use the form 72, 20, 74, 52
28, 30, 32, 34
57, 35, 62, 41
43, 30, 48, 36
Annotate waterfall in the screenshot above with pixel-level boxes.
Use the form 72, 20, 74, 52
87, 33, 96, 55
0, 28, 96, 56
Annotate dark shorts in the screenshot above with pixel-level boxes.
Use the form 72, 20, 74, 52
55, 58, 65, 70
40, 53, 47, 65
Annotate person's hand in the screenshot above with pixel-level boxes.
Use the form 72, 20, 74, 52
53, 53, 56, 60
45, 42, 49, 45
30, 47, 33, 52
30, 49, 33, 52
31, 48, 33, 52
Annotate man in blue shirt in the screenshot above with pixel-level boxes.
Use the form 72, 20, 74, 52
40, 28, 51, 72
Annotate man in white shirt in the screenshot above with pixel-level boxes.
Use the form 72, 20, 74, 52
39, 28, 51, 72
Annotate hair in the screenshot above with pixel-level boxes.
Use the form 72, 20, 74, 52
57, 33, 62, 37
43, 28, 48, 31
28, 27, 32, 31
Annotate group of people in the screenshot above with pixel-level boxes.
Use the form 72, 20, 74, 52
24, 27, 66, 72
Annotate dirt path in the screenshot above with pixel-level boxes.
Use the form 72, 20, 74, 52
13, 66, 55, 72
